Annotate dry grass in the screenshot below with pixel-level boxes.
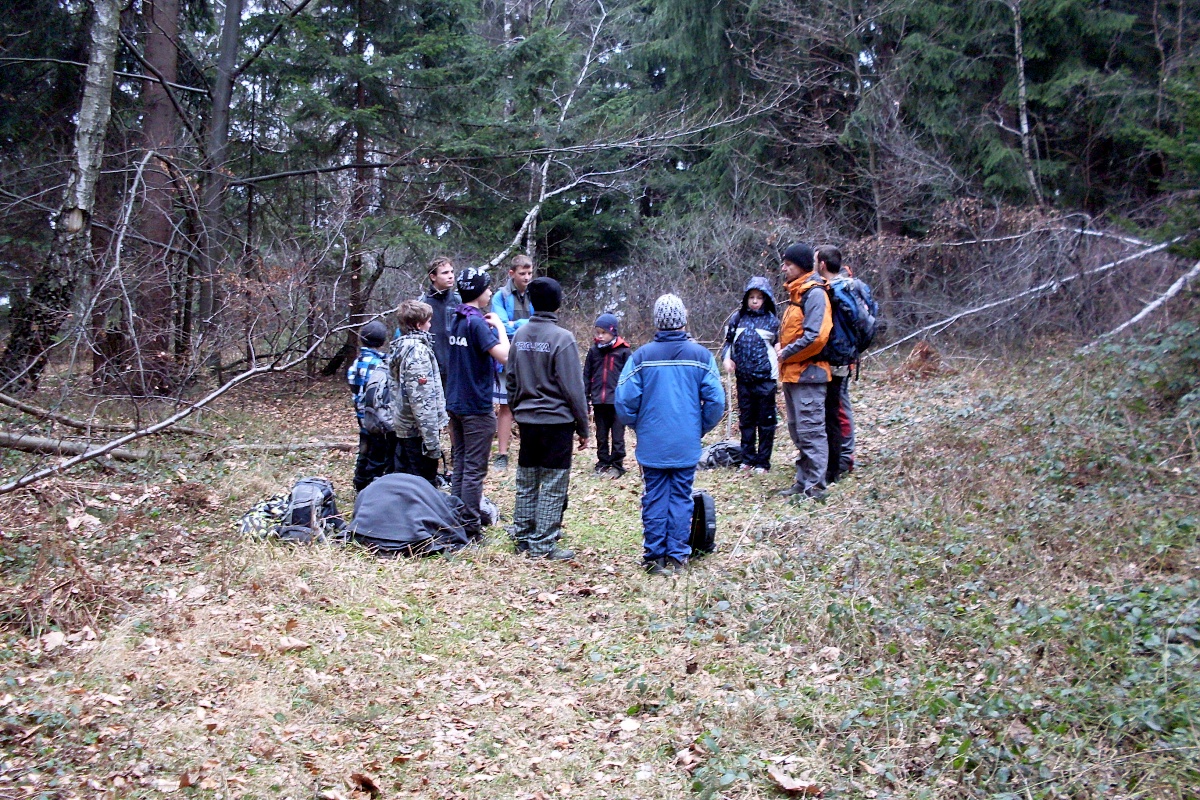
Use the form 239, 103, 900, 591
1, 352, 1197, 799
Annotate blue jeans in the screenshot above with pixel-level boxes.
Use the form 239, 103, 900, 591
641, 466, 696, 562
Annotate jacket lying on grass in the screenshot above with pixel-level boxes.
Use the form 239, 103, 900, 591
349, 473, 469, 555
614, 330, 726, 469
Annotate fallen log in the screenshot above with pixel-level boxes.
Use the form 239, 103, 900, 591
0, 432, 148, 462
204, 442, 357, 458
0, 392, 214, 437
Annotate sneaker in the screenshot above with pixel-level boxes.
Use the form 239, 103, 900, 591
738, 463, 752, 472
776, 483, 805, 497
603, 466, 623, 479
492, 453, 509, 471
513, 539, 529, 554
527, 546, 574, 561
803, 487, 828, 502
642, 557, 665, 576
753, 467, 768, 475
664, 556, 688, 575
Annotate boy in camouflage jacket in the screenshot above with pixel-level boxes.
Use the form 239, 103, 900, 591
390, 300, 448, 486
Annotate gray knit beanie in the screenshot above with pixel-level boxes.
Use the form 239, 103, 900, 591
359, 320, 389, 348
653, 294, 688, 331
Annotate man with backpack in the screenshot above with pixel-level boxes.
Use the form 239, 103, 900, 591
346, 319, 396, 492
775, 243, 832, 501
815, 245, 879, 483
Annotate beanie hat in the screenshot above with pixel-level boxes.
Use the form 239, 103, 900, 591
456, 267, 492, 303
594, 313, 619, 335
359, 319, 388, 348
782, 242, 814, 270
653, 294, 688, 331
527, 277, 562, 312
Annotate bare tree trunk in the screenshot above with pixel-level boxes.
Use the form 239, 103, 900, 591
1009, 0, 1043, 206
0, 0, 121, 392
198, 0, 244, 348
132, 0, 182, 391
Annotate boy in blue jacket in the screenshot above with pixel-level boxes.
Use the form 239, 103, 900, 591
720, 277, 780, 472
616, 295, 725, 575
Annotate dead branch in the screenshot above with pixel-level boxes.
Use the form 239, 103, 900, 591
0, 392, 213, 437
1080, 259, 1200, 351
203, 441, 356, 458
0, 432, 147, 462
0, 305, 397, 495
870, 236, 1186, 357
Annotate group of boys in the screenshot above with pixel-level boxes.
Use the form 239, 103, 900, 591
347, 241, 868, 573
722, 241, 863, 502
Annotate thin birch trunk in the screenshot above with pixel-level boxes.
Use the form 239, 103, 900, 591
0, 0, 121, 392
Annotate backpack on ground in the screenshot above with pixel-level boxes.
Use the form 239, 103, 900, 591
690, 491, 716, 556
278, 477, 346, 544
699, 440, 743, 469
820, 278, 880, 366
360, 361, 396, 436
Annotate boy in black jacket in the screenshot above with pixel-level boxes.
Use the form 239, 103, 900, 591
720, 277, 780, 473
583, 313, 631, 477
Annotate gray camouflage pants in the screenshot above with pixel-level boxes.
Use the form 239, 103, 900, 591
782, 381, 828, 494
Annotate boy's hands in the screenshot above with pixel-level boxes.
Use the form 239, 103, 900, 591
577, 435, 589, 451
723, 358, 735, 374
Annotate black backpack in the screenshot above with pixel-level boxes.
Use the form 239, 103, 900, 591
819, 278, 880, 367
690, 491, 716, 556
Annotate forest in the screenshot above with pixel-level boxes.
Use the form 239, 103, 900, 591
1, 1, 1198, 798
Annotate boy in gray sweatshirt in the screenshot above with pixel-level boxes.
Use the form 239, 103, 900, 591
504, 277, 590, 559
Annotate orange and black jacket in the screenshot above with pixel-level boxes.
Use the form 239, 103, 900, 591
778, 271, 832, 384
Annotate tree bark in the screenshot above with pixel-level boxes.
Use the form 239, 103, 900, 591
136, 0, 181, 365
198, 0, 244, 343
0, 0, 121, 393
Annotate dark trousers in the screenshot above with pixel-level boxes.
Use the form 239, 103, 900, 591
354, 429, 396, 492
736, 381, 777, 469
449, 411, 496, 535
825, 375, 848, 484
395, 436, 439, 487
641, 466, 696, 563
592, 403, 626, 470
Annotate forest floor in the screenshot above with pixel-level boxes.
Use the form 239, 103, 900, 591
0, 349, 1197, 800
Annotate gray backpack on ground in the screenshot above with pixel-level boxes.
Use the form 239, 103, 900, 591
699, 440, 743, 469
278, 477, 346, 544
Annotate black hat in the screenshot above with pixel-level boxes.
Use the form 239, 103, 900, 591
782, 242, 814, 270
527, 277, 562, 312
456, 267, 492, 303
359, 320, 388, 348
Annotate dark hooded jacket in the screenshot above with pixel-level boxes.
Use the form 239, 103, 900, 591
719, 276, 780, 385
349, 473, 469, 555
583, 336, 631, 405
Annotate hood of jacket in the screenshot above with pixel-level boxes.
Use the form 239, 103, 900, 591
741, 276, 777, 316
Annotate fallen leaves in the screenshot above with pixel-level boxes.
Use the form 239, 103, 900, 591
767, 765, 824, 796
277, 635, 311, 653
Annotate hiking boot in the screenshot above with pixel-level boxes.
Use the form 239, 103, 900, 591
492, 453, 509, 471
528, 546, 574, 561
603, 466, 624, 479
803, 487, 828, 502
642, 557, 665, 576
776, 483, 805, 497
664, 556, 688, 575
593, 463, 607, 476
513, 539, 530, 554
